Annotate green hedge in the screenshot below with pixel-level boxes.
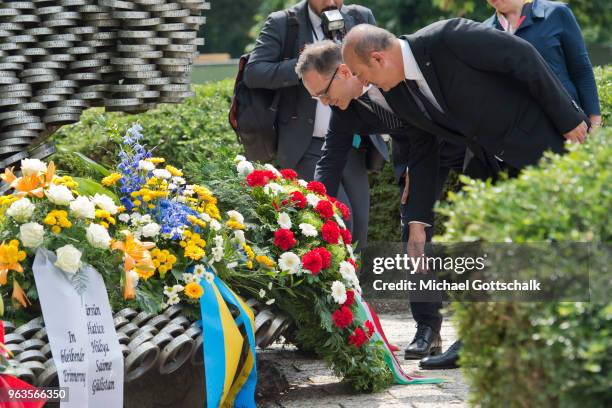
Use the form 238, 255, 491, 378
437, 125, 611, 407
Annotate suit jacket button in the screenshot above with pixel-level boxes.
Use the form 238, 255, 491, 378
308, 118, 313, 124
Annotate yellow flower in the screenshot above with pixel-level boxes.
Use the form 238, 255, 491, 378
205, 203, 220, 220
242, 243, 255, 260
117, 206, 126, 213
133, 200, 141, 206
146, 157, 165, 164
101, 173, 122, 186
43, 215, 57, 226
256, 255, 275, 268
246, 261, 253, 269
0, 240, 26, 285
226, 220, 245, 230
165, 165, 183, 177
184, 282, 204, 299
51, 226, 61, 234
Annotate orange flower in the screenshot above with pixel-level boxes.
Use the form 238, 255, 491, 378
184, 282, 204, 299
1, 161, 56, 198
0, 240, 26, 285
111, 231, 155, 299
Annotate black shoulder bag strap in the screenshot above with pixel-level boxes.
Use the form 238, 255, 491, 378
270, 10, 300, 118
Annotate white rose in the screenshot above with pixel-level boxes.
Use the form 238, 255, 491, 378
92, 193, 118, 215
138, 160, 155, 172
299, 223, 318, 237
54, 245, 82, 274
236, 160, 254, 177
85, 223, 111, 249
6, 198, 36, 223
20, 158, 47, 177
19, 222, 44, 248
234, 154, 246, 163
306, 194, 320, 207
141, 223, 161, 238
277, 212, 292, 229
331, 281, 347, 304
153, 169, 172, 179
45, 184, 74, 206
234, 230, 246, 244
227, 210, 244, 224
69, 196, 95, 219
278, 252, 300, 275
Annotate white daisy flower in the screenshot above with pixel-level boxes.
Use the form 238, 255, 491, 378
331, 281, 347, 304
278, 252, 300, 275
204, 272, 215, 284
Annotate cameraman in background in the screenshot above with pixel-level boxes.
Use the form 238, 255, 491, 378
244, 0, 387, 251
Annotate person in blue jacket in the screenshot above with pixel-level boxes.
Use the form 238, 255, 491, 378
484, 0, 602, 129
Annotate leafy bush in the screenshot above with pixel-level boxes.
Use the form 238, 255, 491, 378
53, 79, 241, 183
437, 127, 611, 407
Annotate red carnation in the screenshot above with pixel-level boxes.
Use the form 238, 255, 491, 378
307, 181, 326, 195
273, 229, 296, 251
335, 200, 351, 220
343, 289, 355, 307
340, 228, 352, 244
316, 200, 334, 219
332, 306, 353, 329
347, 258, 357, 271
302, 250, 323, 275
280, 169, 298, 180
288, 191, 307, 209
314, 247, 331, 269
322, 220, 341, 244
348, 327, 368, 347
246, 170, 277, 187
365, 320, 375, 338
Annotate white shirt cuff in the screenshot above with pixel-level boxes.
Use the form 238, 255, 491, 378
408, 221, 432, 228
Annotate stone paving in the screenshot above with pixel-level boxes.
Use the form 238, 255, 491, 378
259, 313, 469, 408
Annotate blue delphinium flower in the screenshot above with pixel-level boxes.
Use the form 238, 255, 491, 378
117, 124, 152, 211
155, 199, 198, 240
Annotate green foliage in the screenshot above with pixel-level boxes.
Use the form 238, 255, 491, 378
52, 79, 242, 184
437, 126, 612, 407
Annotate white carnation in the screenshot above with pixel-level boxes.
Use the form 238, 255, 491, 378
69, 196, 95, 219
339, 261, 359, 288
331, 281, 347, 304
264, 163, 281, 176
299, 223, 317, 237
45, 184, 74, 206
234, 154, 246, 163
19, 222, 44, 248
277, 212, 292, 229
141, 223, 161, 238
92, 193, 118, 215
20, 158, 47, 177
306, 194, 320, 207
278, 252, 300, 275
54, 245, 82, 274
237, 160, 254, 177
298, 179, 308, 188
6, 198, 36, 223
85, 223, 111, 249
138, 160, 155, 171
263, 182, 284, 196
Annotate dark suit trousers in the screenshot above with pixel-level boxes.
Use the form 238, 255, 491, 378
295, 138, 370, 251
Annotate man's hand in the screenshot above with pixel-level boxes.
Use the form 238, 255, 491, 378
563, 121, 588, 144
407, 223, 427, 274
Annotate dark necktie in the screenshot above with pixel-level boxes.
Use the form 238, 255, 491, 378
358, 92, 405, 130
403, 80, 432, 120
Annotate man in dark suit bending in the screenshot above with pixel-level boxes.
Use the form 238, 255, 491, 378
341, 19, 589, 368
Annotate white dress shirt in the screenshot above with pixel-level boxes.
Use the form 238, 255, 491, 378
398, 38, 444, 113
308, 5, 332, 139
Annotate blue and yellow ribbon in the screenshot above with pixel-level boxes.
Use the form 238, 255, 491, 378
200, 269, 257, 408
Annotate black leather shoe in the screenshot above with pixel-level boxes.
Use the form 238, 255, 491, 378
419, 340, 462, 369
404, 325, 442, 360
